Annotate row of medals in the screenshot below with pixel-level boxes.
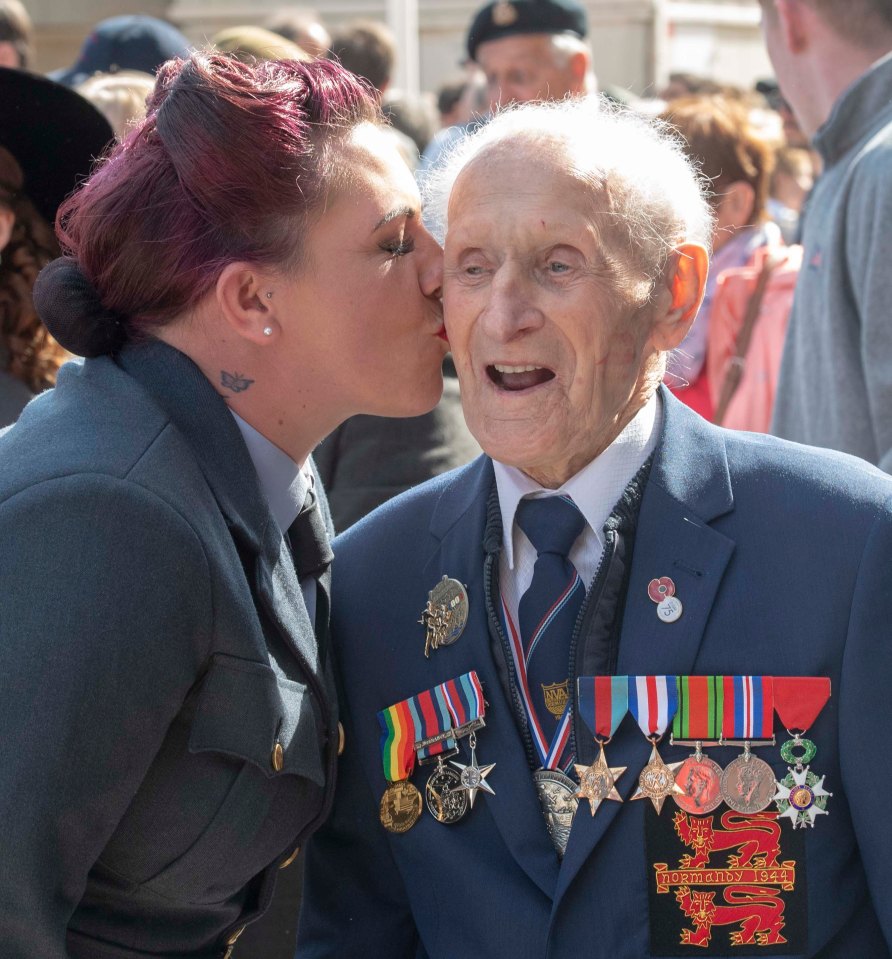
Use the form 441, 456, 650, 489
380, 725, 493, 834
534, 734, 831, 856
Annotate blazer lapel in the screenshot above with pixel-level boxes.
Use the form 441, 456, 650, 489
424, 458, 560, 900
555, 388, 737, 904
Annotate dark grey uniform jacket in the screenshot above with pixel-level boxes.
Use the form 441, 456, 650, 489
0, 341, 338, 958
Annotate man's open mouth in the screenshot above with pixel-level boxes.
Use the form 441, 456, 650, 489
487, 363, 556, 392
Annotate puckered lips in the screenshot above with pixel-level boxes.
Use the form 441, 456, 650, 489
487, 363, 556, 392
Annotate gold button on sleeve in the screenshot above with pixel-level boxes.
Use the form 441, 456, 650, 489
271, 741, 284, 772
279, 844, 301, 869
337, 721, 345, 756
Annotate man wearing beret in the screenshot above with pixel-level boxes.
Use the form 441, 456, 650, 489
419, 0, 594, 172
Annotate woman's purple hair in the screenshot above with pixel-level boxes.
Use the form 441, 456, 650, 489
56, 51, 380, 335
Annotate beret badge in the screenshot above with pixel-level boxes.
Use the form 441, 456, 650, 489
492, 2, 519, 26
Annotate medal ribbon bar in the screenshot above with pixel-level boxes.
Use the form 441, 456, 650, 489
409, 685, 457, 763
629, 675, 679, 740
577, 675, 629, 740
721, 675, 775, 744
672, 675, 724, 745
773, 677, 831, 733
378, 698, 417, 784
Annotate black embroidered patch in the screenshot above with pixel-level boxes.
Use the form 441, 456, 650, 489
645, 804, 807, 955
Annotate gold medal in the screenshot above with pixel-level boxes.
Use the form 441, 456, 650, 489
379, 780, 422, 833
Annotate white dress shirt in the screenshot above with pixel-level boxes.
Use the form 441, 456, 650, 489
231, 411, 317, 624
494, 393, 662, 629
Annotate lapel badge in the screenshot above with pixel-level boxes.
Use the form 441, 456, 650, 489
648, 576, 683, 623
419, 575, 469, 658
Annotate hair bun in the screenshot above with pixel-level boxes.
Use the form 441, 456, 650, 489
32, 257, 127, 357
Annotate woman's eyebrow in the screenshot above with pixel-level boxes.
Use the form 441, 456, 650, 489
373, 205, 416, 231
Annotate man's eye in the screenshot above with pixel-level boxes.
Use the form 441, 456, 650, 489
548, 261, 570, 274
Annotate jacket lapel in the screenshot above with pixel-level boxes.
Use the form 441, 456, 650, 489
118, 341, 321, 677
554, 388, 737, 904
424, 458, 560, 900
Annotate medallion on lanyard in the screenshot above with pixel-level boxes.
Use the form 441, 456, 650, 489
574, 676, 628, 822
773, 677, 833, 828
443, 672, 495, 809
418, 575, 469, 658
377, 698, 423, 833
671, 675, 725, 815
629, 675, 684, 813
408, 684, 466, 825
719, 675, 777, 814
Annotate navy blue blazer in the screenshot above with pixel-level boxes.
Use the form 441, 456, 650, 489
0, 342, 337, 958
298, 389, 892, 958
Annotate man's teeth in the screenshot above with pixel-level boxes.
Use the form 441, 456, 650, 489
493, 364, 544, 374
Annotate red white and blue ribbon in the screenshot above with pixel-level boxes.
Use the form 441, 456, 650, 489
441, 671, 486, 731
577, 676, 629, 741
628, 675, 679, 740
722, 675, 774, 740
500, 594, 574, 771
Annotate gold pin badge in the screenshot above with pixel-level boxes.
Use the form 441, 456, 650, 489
418, 575, 469, 658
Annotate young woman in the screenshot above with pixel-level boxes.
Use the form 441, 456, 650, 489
0, 52, 446, 957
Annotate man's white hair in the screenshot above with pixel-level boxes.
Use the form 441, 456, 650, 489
424, 95, 713, 305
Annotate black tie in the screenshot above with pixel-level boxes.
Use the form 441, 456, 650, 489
287, 487, 333, 652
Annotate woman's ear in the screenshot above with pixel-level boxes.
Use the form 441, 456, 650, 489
649, 243, 709, 352
215, 262, 277, 345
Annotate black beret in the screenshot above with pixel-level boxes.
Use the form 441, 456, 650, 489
467, 0, 588, 62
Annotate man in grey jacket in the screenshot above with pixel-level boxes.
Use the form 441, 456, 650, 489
760, 0, 892, 471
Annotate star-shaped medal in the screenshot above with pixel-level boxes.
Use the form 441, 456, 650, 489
774, 767, 832, 828
450, 744, 496, 808
631, 743, 685, 813
573, 743, 626, 816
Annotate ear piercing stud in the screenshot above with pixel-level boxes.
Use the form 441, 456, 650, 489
265, 291, 273, 300
263, 327, 273, 337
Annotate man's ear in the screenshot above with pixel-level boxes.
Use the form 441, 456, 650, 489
775, 0, 809, 54
0, 207, 15, 252
215, 262, 277, 345
569, 50, 590, 92
649, 243, 709, 352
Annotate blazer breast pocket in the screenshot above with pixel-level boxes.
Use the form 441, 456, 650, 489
140, 653, 326, 905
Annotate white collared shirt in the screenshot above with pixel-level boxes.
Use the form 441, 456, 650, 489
494, 393, 662, 627
230, 411, 318, 624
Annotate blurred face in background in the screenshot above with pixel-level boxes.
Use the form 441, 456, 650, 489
476, 33, 586, 110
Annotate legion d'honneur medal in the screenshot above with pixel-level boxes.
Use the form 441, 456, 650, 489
773, 676, 832, 828
377, 698, 423, 833
574, 675, 628, 818
629, 675, 684, 812
719, 675, 777, 814
671, 675, 725, 815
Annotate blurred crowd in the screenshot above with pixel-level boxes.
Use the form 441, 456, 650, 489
1, 3, 824, 490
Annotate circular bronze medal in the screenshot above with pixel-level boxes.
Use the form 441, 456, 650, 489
720, 754, 776, 814
426, 765, 468, 824
533, 769, 579, 857
673, 755, 724, 815
379, 781, 422, 833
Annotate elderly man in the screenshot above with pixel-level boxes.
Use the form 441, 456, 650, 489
419, 0, 594, 172
297, 99, 892, 958
758, 0, 892, 470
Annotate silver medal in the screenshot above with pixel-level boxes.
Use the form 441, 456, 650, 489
425, 763, 469, 824
533, 768, 578, 858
